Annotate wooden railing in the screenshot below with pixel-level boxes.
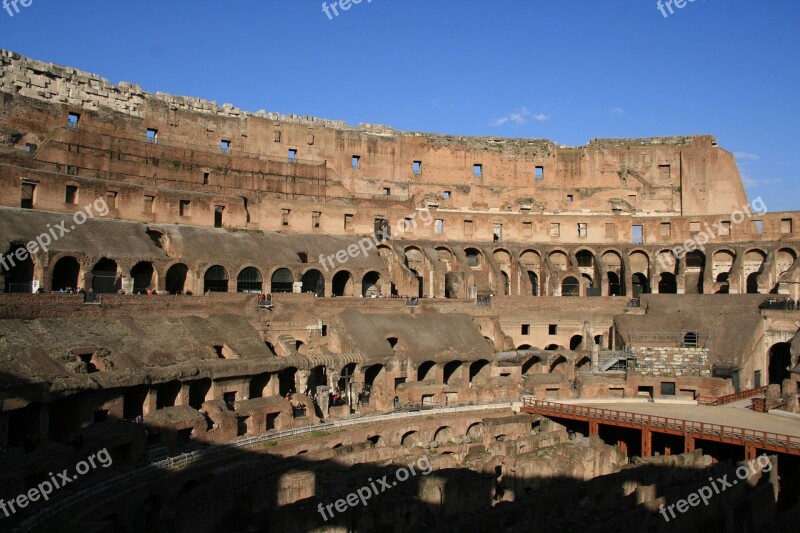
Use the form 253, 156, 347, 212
521, 398, 800, 455
697, 386, 768, 406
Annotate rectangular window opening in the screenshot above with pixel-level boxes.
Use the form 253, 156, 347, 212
21, 181, 36, 209
203, 172, 210, 185
578, 223, 587, 238
24, 143, 37, 153
344, 214, 354, 231
144, 195, 155, 214
146, 128, 158, 144
443, 191, 451, 199
521, 324, 530, 335
179, 200, 191, 217
548, 324, 557, 335
631, 225, 643, 244
660, 222, 671, 237
435, 219, 444, 234
383, 187, 391, 196
282, 208, 291, 226
464, 220, 473, 238
473, 164, 483, 178
567, 194, 574, 203
753, 220, 763, 234
523, 221, 533, 237
106, 190, 118, 209
214, 205, 225, 228
352, 155, 360, 169
535, 166, 544, 180
65, 185, 78, 205
68, 112, 80, 128
220, 140, 231, 154
413, 161, 422, 174
288, 149, 297, 161
781, 218, 793, 234
312, 211, 321, 229
549, 223, 560, 237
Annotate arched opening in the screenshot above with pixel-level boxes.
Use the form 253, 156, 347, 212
337, 363, 357, 398
270, 268, 294, 294
522, 356, 542, 374
362, 271, 381, 298
576, 356, 592, 371
549, 251, 569, 272
92, 258, 120, 294
469, 360, 491, 383
500, 271, 511, 296
550, 355, 568, 374
417, 361, 436, 382
465, 248, 482, 268
747, 272, 761, 294
434, 426, 453, 444
528, 271, 539, 296
401, 431, 421, 448
768, 343, 792, 386
602, 251, 625, 296
165, 263, 189, 294
364, 364, 384, 389
302, 269, 325, 296
631, 273, 649, 297
443, 361, 463, 385
685, 251, 705, 294
156, 381, 181, 410
445, 272, 462, 299
279, 367, 298, 397
658, 272, 677, 294
366, 435, 385, 447
237, 267, 263, 293
607, 272, 621, 296
188, 378, 211, 409
332, 270, 354, 297
404, 248, 428, 297
544, 344, 559, 351
466, 422, 484, 440
2, 243, 34, 293
51, 256, 80, 292
561, 276, 580, 297
569, 335, 583, 351
249, 373, 270, 399
131, 261, 155, 293
203, 265, 229, 293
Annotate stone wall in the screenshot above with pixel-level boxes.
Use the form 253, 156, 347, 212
632, 347, 711, 378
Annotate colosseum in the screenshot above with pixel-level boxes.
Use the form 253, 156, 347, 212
0, 50, 798, 532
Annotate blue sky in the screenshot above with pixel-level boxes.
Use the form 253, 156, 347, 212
2, 0, 798, 211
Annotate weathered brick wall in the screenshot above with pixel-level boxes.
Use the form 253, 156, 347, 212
632, 347, 711, 378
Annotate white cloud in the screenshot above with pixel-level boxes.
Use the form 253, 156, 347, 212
734, 152, 760, 161
610, 107, 624, 114
491, 107, 549, 127
742, 174, 782, 188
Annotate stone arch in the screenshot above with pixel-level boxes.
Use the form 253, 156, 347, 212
522, 355, 543, 374
417, 361, 437, 382
576, 356, 592, 371
464, 247, 483, 268
270, 268, 294, 293
332, 270, 354, 297
712, 250, 735, 293
743, 249, 767, 294
237, 266, 263, 293
401, 430, 421, 448
203, 265, 229, 293
549, 250, 569, 272
466, 422, 484, 440
433, 426, 454, 444
443, 360, 463, 385
131, 261, 156, 293
685, 250, 706, 294
469, 359, 491, 383
629, 251, 650, 297
301, 268, 325, 296
768, 342, 792, 386
602, 250, 624, 296
51, 255, 81, 292
362, 271, 382, 297
165, 263, 190, 294
561, 276, 580, 297
549, 355, 568, 374
520, 250, 541, 296
570, 335, 583, 351
436, 247, 458, 272
92, 258, 121, 293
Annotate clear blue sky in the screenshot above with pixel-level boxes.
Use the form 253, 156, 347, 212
2, 0, 798, 211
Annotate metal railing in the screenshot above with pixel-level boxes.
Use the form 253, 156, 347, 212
15, 402, 512, 530
697, 386, 768, 406
522, 398, 800, 456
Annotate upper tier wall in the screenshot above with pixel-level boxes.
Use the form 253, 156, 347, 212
0, 50, 749, 217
